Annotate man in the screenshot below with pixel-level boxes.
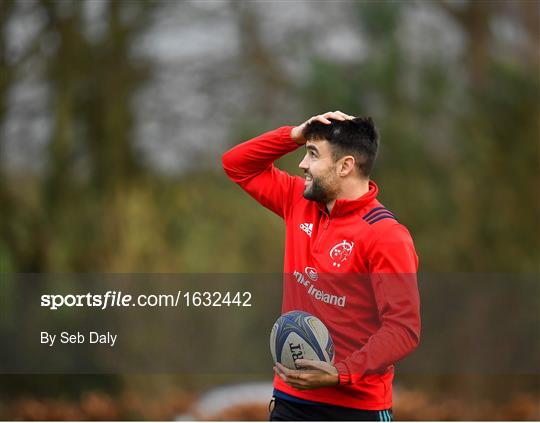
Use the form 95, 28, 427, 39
222, 111, 420, 421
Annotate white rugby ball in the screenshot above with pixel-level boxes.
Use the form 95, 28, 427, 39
270, 310, 335, 370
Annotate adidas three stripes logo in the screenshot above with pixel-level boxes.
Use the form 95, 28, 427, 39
362, 207, 397, 225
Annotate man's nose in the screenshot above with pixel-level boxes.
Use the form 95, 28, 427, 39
299, 155, 308, 170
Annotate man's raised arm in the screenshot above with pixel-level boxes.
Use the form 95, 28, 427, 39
221, 125, 300, 218
222, 112, 353, 218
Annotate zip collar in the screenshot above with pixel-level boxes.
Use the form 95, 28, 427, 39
317, 180, 379, 218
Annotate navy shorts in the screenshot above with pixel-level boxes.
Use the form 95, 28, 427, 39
269, 396, 393, 421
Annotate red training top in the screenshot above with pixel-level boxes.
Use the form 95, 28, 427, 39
222, 126, 420, 410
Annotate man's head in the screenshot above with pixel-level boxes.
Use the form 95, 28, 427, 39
298, 117, 379, 203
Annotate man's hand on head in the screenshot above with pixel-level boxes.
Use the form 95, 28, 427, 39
274, 360, 339, 390
291, 111, 355, 145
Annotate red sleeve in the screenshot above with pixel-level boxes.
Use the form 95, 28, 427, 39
335, 224, 420, 385
222, 126, 302, 219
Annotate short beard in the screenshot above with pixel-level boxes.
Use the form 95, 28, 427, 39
303, 176, 334, 203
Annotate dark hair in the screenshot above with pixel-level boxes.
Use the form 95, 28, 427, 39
303, 117, 379, 177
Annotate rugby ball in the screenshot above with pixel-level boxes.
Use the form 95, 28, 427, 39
270, 310, 335, 370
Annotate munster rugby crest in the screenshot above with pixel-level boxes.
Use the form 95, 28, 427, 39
329, 240, 354, 268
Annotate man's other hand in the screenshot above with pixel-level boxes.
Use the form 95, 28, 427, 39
291, 111, 355, 145
274, 360, 339, 390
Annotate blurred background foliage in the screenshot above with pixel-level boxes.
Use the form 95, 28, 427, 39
0, 0, 538, 420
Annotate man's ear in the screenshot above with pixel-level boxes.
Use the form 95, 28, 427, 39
339, 156, 356, 177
